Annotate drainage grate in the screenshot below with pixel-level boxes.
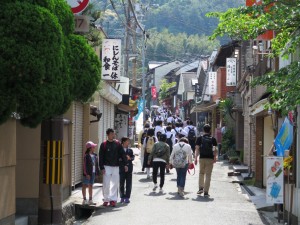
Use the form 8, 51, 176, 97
240, 183, 255, 196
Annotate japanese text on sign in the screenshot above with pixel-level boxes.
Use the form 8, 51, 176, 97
226, 58, 237, 86
208, 72, 217, 95
102, 39, 121, 81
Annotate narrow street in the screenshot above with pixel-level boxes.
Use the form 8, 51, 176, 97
86, 155, 268, 225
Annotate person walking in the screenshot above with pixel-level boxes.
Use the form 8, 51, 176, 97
170, 138, 193, 197
138, 123, 150, 171
143, 128, 157, 179
148, 134, 170, 192
82, 141, 100, 205
99, 128, 128, 207
184, 120, 197, 154
194, 124, 218, 197
119, 137, 135, 204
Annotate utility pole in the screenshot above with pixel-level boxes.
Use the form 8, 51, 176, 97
142, 31, 146, 124
123, 0, 130, 78
38, 117, 64, 225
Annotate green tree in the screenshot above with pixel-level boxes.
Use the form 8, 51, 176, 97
0, 1, 101, 127
159, 79, 176, 101
208, 0, 300, 114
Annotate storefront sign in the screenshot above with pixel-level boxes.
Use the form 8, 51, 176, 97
208, 72, 217, 95
266, 157, 284, 204
226, 58, 237, 86
102, 39, 121, 81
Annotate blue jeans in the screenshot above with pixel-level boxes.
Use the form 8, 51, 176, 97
176, 164, 188, 189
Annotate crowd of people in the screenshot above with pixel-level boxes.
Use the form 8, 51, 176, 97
81, 110, 218, 207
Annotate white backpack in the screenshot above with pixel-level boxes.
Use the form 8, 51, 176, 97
172, 144, 187, 168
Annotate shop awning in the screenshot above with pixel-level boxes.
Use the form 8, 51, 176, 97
117, 103, 137, 112
190, 102, 217, 113
250, 98, 268, 116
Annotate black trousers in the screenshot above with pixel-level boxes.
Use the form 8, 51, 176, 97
152, 161, 166, 188
120, 172, 132, 198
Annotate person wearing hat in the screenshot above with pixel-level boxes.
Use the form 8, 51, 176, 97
148, 134, 170, 192
82, 141, 100, 205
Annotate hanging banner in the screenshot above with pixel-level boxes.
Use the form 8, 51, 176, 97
134, 99, 144, 121
102, 39, 121, 81
266, 157, 284, 204
274, 117, 293, 157
151, 86, 157, 100
208, 72, 217, 95
226, 58, 237, 86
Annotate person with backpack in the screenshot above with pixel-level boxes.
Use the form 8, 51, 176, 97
99, 128, 128, 207
165, 126, 175, 173
184, 120, 197, 153
170, 138, 193, 197
82, 141, 100, 205
138, 123, 150, 171
194, 124, 218, 198
119, 137, 135, 204
142, 128, 157, 179
172, 122, 187, 139
154, 120, 165, 139
148, 134, 170, 192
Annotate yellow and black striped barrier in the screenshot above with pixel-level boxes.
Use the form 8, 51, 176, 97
43, 140, 63, 184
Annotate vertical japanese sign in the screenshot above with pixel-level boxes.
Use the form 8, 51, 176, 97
102, 39, 121, 81
226, 58, 237, 86
266, 157, 284, 204
274, 117, 293, 157
195, 83, 201, 97
208, 72, 217, 95
151, 86, 157, 100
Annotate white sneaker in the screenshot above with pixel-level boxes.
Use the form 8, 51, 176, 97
82, 199, 88, 205
159, 187, 163, 193
88, 200, 96, 205
153, 184, 158, 191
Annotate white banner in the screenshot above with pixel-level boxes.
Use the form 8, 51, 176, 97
102, 39, 121, 81
226, 58, 237, 86
208, 72, 217, 95
266, 157, 284, 204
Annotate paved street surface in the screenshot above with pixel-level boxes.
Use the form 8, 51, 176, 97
86, 153, 268, 225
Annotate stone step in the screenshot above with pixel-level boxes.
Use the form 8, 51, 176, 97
233, 165, 249, 173
228, 171, 241, 176
15, 216, 28, 225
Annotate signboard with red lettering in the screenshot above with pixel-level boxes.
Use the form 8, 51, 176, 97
102, 39, 121, 81
67, 0, 89, 14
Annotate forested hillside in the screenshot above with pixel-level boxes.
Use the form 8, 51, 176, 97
93, 0, 244, 62
145, 0, 244, 36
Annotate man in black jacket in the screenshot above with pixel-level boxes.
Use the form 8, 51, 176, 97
99, 128, 128, 207
119, 137, 135, 204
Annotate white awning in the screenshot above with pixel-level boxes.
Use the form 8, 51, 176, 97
250, 98, 268, 116
191, 102, 217, 113
99, 82, 122, 105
